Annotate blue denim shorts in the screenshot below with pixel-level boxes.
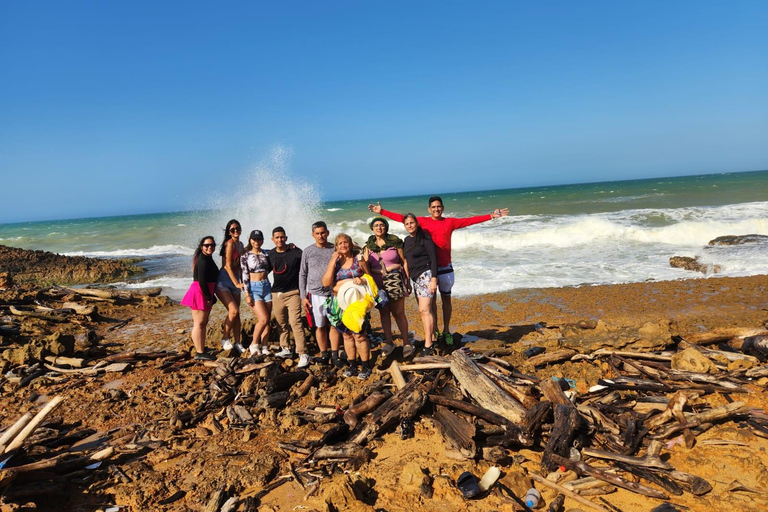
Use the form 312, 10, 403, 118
248, 280, 272, 303
216, 269, 240, 294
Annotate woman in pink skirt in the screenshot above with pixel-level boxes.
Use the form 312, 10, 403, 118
180, 236, 219, 361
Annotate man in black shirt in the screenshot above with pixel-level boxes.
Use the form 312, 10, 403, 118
268, 227, 309, 368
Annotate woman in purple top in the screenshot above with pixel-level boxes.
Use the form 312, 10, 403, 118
321, 233, 373, 379
361, 217, 411, 358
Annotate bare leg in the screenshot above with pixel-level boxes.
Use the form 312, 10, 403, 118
249, 300, 270, 348
389, 298, 409, 345
354, 333, 370, 363
191, 309, 211, 353
379, 303, 393, 344
316, 325, 329, 352
260, 301, 273, 346
440, 292, 452, 334
329, 327, 341, 351
216, 289, 241, 343
343, 332, 356, 362
418, 296, 435, 347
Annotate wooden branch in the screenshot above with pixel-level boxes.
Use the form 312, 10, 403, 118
552, 454, 668, 499
4, 396, 64, 453
450, 350, 527, 425
530, 473, 611, 512
350, 379, 427, 445
389, 361, 407, 390
652, 402, 748, 438
0, 413, 33, 454
344, 391, 391, 428
526, 349, 577, 367
580, 448, 672, 470
540, 377, 572, 407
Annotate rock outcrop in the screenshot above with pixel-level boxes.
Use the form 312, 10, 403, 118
669, 256, 721, 274
708, 234, 768, 246
0, 244, 144, 285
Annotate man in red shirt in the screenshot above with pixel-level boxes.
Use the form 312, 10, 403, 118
369, 196, 508, 345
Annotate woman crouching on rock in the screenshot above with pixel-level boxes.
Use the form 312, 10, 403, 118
402, 214, 439, 356
180, 236, 219, 361
322, 233, 373, 379
361, 216, 410, 358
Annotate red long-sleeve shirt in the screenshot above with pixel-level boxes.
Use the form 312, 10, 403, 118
380, 209, 492, 267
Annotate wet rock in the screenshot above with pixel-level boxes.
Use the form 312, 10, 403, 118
669, 256, 721, 274
708, 234, 768, 246
671, 347, 716, 373
74, 330, 99, 353
562, 320, 670, 351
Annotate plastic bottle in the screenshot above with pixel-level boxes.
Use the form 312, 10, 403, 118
524, 487, 541, 508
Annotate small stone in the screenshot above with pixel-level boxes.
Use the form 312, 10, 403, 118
176, 329, 186, 334
195, 426, 211, 438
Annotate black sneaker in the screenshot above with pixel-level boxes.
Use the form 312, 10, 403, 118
357, 366, 372, 380
194, 351, 216, 361
332, 355, 345, 369
421, 345, 435, 357
312, 354, 331, 365
342, 365, 359, 378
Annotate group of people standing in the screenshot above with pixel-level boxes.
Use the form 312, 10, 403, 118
180, 195, 508, 380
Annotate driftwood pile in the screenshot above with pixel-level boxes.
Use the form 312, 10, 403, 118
122, 328, 768, 511
3, 280, 768, 512
0, 285, 167, 382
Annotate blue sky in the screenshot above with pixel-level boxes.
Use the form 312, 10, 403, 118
1, 1, 766, 223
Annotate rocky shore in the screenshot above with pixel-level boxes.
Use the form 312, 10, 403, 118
0, 244, 144, 287
1, 247, 768, 512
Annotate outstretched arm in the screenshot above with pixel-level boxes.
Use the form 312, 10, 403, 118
368, 201, 406, 223
452, 207, 509, 229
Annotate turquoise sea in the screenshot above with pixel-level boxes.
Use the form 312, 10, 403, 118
1, 170, 767, 299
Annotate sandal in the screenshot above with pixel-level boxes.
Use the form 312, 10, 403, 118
456, 471, 481, 499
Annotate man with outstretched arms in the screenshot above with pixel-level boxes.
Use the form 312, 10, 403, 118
299, 221, 342, 367
369, 196, 508, 345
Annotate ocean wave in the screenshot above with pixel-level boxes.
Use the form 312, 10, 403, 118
63, 244, 194, 258
451, 216, 768, 251
326, 208, 343, 212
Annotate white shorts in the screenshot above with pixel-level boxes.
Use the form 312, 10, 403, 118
310, 293, 330, 328
437, 265, 455, 295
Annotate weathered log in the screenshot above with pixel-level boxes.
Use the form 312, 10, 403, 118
666, 469, 712, 496
235, 361, 274, 374
9, 306, 69, 323
480, 365, 538, 408
432, 406, 476, 459
540, 377, 572, 407
350, 379, 427, 445
44, 356, 86, 368
344, 391, 391, 428
530, 473, 611, 512
450, 350, 527, 425
652, 401, 748, 438
4, 396, 64, 453
614, 462, 683, 496
60, 302, 98, 316
313, 442, 372, 461
581, 448, 671, 470
552, 454, 668, 499
526, 349, 577, 367
292, 373, 316, 399
397, 362, 451, 372
266, 371, 309, 393
541, 404, 582, 473
0, 413, 33, 454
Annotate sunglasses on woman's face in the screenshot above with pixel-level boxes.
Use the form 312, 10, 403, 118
202, 243, 216, 248
230, 227, 241, 233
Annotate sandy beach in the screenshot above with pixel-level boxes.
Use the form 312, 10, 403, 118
1, 248, 768, 512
